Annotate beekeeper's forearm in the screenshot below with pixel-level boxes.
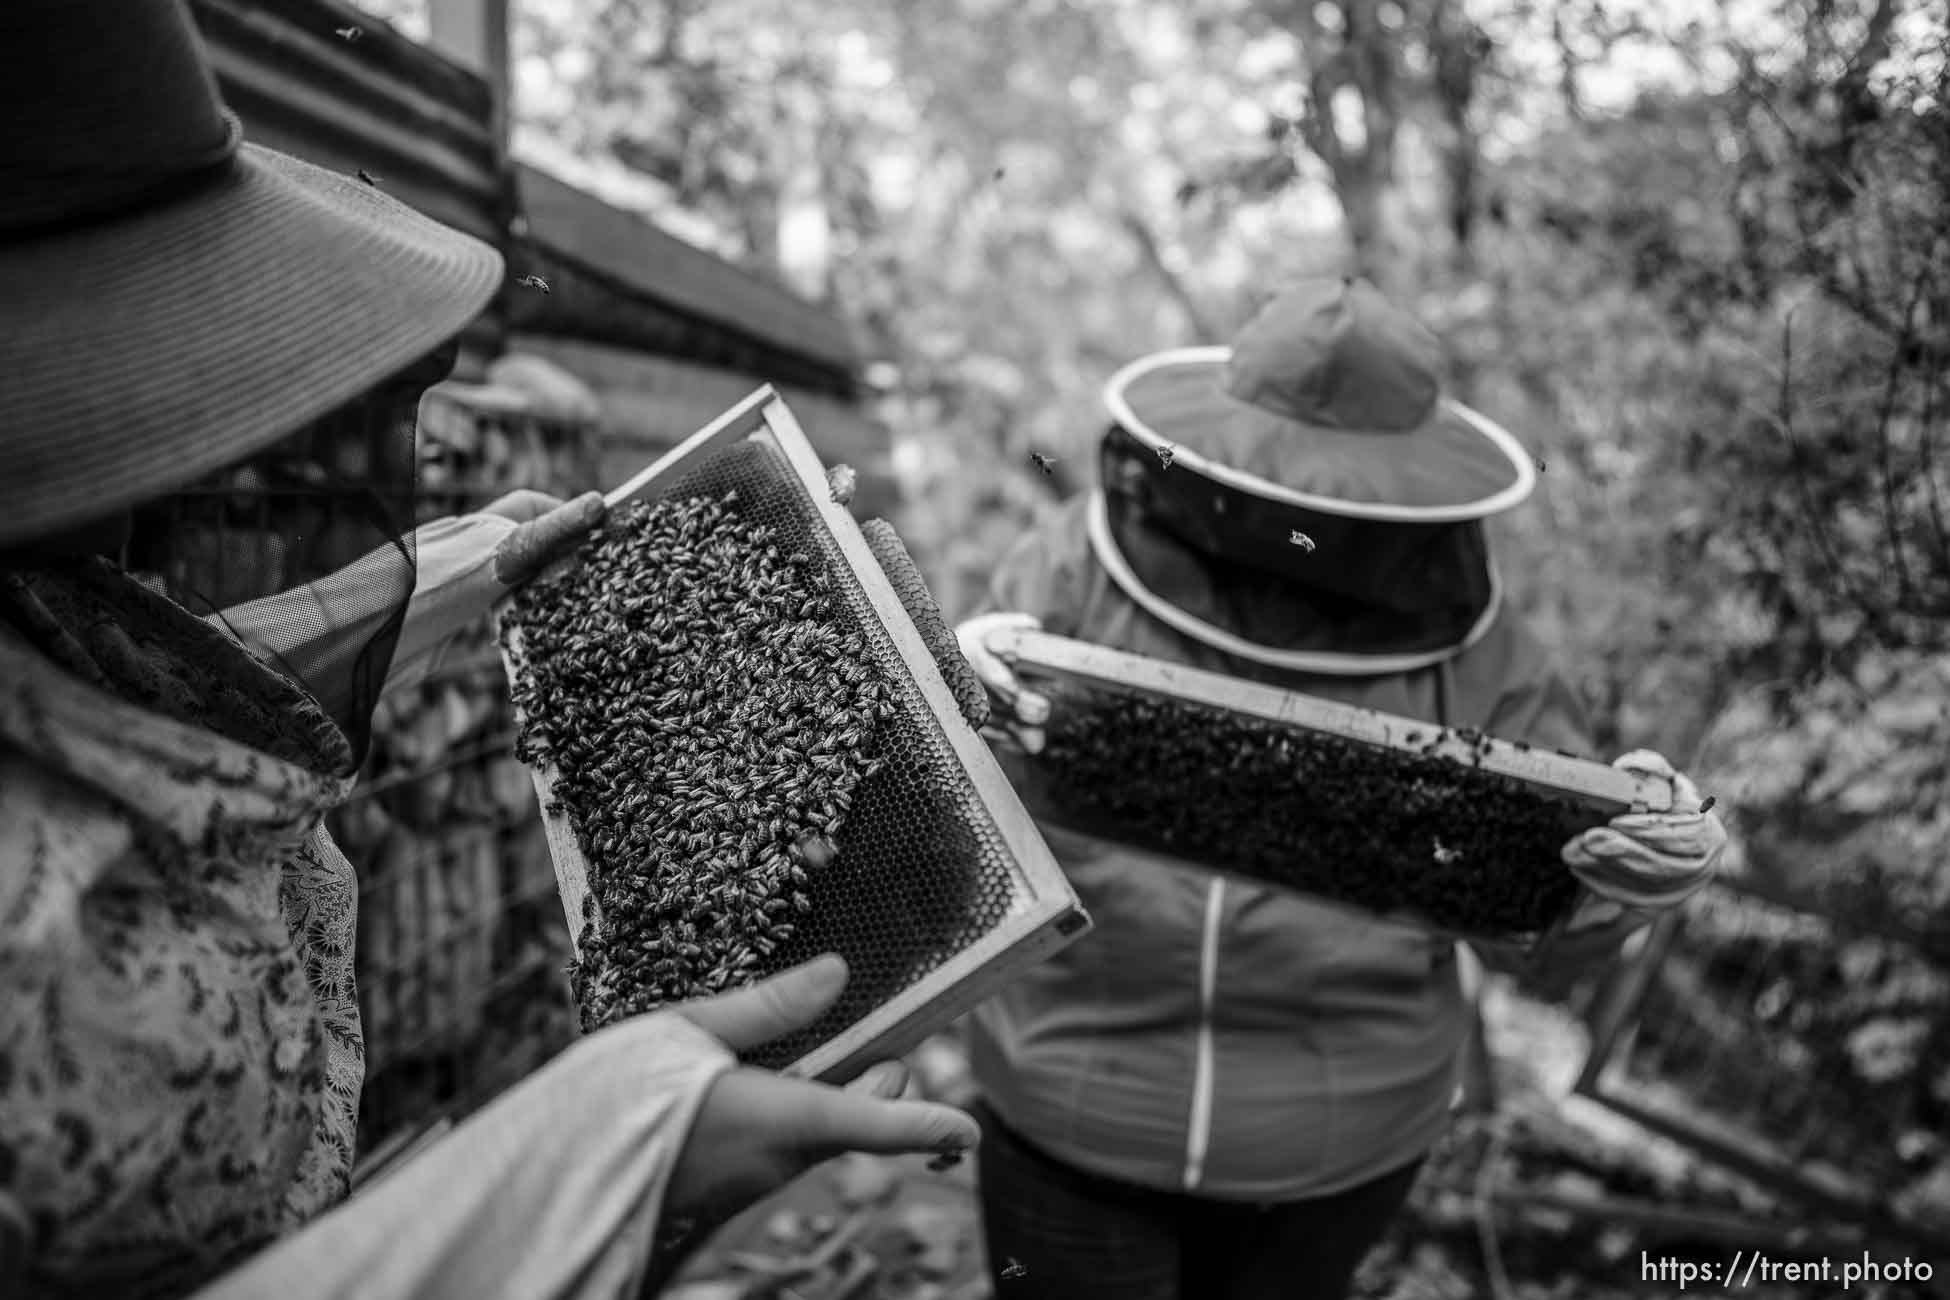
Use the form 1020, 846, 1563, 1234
193, 1013, 733, 1300
375, 513, 521, 693
211, 514, 516, 695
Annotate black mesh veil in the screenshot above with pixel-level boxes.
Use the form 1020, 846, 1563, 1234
114, 347, 448, 769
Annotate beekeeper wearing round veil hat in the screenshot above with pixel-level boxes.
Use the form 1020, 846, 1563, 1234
0, 2, 975, 1296
957, 275, 1727, 1300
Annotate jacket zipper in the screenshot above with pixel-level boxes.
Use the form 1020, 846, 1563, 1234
1183, 876, 1226, 1190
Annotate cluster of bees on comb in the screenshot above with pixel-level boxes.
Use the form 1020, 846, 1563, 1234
501, 490, 897, 1030
1028, 685, 1594, 938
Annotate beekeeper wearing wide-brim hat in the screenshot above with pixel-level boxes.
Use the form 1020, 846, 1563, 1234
957, 276, 1727, 1300
0, 2, 976, 1296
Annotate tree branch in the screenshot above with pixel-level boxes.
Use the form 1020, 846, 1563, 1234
1428, 0, 1487, 259
1281, 0, 1349, 174
1118, 206, 1223, 341
1839, 0, 1900, 101
1343, 0, 1401, 165
1776, 308, 1879, 636
1550, 2, 1584, 120
1919, 333, 1950, 569
656, 0, 693, 63
1872, 267, 1931, 613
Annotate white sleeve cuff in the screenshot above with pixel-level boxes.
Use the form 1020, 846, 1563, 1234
196, 1013, 735, 1300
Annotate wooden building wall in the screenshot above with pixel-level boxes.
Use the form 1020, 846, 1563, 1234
189, 0, 892, 499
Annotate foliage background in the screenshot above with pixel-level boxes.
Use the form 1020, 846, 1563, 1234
359, 0, 1950, 941
358, 0, 1950, 1288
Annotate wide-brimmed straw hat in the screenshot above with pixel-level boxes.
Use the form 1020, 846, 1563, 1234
1103, 276, 1535, 521
0, 0, 505, 549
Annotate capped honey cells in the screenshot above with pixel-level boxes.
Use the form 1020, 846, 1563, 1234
1022, 683, 1599, 938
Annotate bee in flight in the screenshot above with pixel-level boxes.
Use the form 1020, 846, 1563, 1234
1289, 530, 1315, 552
791, 832, 838, 871
356, 169, 378, 186
1156, 443, 1177, 470
334, 24, 362, 41
1030, 451, 1058, 475
518, 274, 551, 294
1002, 1258, 1029, 1279
827, 464, 857, 505
1432, 838, 1462, 865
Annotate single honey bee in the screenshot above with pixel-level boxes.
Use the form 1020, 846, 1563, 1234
1157, 443, 1178, 470
827, 463, 858, 505
335, 24, 362, 41
1030, 451, 1058, 475
1432, 838, 1462, 865
518, 274, 552, 294
1289, 530, 1315, 552
1002, 1258, 1029, 1279
791, 832, 838, 870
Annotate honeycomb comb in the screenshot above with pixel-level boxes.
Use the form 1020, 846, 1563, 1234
495, 389, 1089, 1083
983, 626, 1673, 947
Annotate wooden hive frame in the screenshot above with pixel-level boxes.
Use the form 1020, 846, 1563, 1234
983, 626, 1675, 942
495, 387, 1089, 1083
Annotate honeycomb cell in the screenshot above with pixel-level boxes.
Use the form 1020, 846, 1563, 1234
1019, 680, 1597, 939
858, 517, 990, 732
502, 440, 1025, 1068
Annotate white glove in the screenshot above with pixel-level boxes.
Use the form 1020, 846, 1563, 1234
954, 612, 1051, 754
1561, 749, 1726, 909
194, 957, 972, 1300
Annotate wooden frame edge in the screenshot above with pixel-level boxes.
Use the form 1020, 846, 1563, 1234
601, 385, 778, 509
990, 627, 1670, 814
753, 398, 1079, 907
786, 894, 1086, 1083
490, 388, 1091, 1082
495, 624, 598, 948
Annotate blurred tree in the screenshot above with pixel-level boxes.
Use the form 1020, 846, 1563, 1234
490, 0, 1948, 846
1425, 0, 1493, 262
348, 0, 428, 38
1278, 0, 1407, 280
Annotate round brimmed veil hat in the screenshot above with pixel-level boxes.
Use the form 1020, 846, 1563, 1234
1103, 276, 1535, 521
0, 0, 506, 549
1089, 277, 1537, 674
